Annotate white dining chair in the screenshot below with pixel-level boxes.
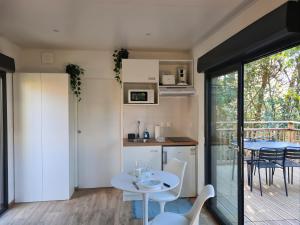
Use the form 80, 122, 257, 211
149, 158, 187, 213
150, 185, 215, 225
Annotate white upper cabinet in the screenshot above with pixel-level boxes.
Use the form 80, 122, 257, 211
122, 59, 159, 83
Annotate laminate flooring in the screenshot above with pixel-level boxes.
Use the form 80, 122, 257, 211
0, 188, 218, 225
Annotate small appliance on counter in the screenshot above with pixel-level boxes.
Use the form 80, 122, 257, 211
154, 124, 165, 142
154, 124, 161, 139
128, 133, 136, 141
143, 129, 150, 139
161, 74, 176, 86
177, 67, 188, 86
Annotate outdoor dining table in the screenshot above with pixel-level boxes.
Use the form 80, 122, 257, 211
244, 140, 300, 191
111, 170, 179, 225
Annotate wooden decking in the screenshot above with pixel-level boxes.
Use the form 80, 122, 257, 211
215, 162, 300, 225
244, 166, 300, 224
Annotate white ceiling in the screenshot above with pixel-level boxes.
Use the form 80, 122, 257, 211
0, 0, 254, 50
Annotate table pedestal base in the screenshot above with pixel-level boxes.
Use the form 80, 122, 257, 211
143, 193, 149, 225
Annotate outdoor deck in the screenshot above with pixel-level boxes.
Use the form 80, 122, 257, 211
215, 160, 300, 225
244, 166, 300, 224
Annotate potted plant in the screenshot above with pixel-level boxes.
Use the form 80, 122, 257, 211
66, 64, 84, 101
113, 48, 129, 84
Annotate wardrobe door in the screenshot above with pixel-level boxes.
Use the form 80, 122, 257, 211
14, 73, 42, 202
41, 74, 70, 200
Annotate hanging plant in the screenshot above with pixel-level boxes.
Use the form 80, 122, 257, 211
113, 48, 129, 84
66, 64, 84, 101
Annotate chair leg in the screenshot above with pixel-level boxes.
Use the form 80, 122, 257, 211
247, 164, 250, 186
283, 168, 288, 197
250, 164, 254, 192
269, 168, 272, 186
288, 167, 290, 184
231, 153, 235, 180
291, 167, 294, 184
265, 168, 268, 185
258, 168, 262, 196
159, 202, 166, 214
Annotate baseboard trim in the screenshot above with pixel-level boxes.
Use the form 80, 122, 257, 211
8, 200, 15, 208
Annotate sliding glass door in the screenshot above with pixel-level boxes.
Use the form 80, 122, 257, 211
0, 71, 7, 215
205, 65, 243, 225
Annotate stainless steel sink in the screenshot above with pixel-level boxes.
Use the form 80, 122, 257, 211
132, 138, 148, 143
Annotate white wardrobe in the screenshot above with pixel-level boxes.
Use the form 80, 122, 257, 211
14, 73, 75, 202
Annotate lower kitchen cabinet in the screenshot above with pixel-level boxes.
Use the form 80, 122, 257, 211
163, 146, 197, 197
122, 146, 162, 200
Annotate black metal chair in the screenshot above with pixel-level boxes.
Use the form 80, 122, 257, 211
254, 147, 287, 196
276, 147, 300, 184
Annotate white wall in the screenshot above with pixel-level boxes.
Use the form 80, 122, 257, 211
0, 36, 22, 203
192, 0, 287, 192
123, 96, 198, 140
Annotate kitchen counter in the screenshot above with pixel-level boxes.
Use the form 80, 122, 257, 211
123, 137, 198, 147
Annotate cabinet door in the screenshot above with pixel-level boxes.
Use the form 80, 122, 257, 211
122, 146, 162, 201
163, 146, 196, 197
14, 73, 43, 202
122, 59, 159, 83
123, 146, 162, 172
41, 74, 70, 200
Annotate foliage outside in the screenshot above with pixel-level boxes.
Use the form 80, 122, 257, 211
214, 45, 300, 125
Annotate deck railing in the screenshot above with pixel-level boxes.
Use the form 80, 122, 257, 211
215, 121, 300, 144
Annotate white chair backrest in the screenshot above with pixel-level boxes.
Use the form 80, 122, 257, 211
164, 158, 187, 198
186, 185, 215, 225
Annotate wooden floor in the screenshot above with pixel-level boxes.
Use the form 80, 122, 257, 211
0, 188, 217, 225
244, 166, 300, 225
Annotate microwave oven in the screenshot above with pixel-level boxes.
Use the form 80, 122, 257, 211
128, 89, 155, 104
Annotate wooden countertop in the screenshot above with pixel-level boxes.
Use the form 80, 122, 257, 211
123, 137, 198, 147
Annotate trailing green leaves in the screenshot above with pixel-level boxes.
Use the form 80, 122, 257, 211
113, 48, 129, 84
66, 64, 84, 101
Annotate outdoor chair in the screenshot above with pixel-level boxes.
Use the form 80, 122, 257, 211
276, 147, 300, 184
254, 147, 287, 196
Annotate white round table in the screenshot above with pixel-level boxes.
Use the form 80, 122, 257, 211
111, 170, 179, 225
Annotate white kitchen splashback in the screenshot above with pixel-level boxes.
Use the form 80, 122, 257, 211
123, 96, 198, 139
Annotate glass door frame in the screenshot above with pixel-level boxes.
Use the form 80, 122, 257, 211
0, 71, 8, 215
204, 63, 244, 225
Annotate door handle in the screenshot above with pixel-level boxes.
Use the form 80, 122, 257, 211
163, 151, 167, 164
148, 76, 156, 81
77, 130, 82, 134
